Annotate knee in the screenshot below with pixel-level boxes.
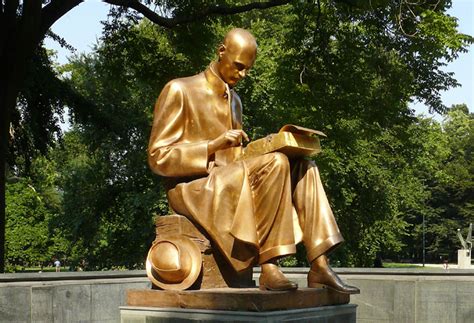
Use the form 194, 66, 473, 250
297, 159, 318, 171
306, 159, 318, 171
271, 152, 290, 172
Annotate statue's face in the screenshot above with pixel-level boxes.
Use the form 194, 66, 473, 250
216, 42, 256, 87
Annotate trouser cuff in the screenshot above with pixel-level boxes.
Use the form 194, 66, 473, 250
259, 244, 296, 264
306, 233, 344, 262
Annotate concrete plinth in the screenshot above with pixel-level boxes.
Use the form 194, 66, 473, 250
457, 249, 472, 269
123, 288, 355, 322
126, 288, 350, 311
120, 304, 357, 322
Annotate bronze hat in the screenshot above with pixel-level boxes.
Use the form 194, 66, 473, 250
146, 237, 202, 290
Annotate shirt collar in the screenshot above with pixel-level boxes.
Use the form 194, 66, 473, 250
204, 62, 230, 97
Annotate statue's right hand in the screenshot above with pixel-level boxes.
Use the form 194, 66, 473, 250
208, 130, 249, 155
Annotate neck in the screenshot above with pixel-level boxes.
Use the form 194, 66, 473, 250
206, 62, 229, 94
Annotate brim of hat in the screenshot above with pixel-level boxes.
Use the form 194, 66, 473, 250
146, 237, 202, 290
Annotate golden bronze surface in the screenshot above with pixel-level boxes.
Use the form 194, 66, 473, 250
147, 28, 354, 293
149, 214, 254, 290
127, 288, 350, 311
238, 127, 322, 160
146, 236, 202, 290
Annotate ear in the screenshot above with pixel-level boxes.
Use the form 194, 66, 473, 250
217, 44, 226, 59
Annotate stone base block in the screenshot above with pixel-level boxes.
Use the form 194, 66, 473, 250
126, 288, 349, 311
457, 249, 472, 269
120, 304, 357, 322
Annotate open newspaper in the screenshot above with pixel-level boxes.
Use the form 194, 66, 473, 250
238, 124, 326, 160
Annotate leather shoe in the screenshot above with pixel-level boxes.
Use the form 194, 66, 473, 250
307, 267, 360, 294
259, 264, 298, 291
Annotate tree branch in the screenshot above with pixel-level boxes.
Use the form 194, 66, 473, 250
39, 0, 84, 40
4, 0, 19, 17
20, 0, 42, 43
104, 0, 292, 28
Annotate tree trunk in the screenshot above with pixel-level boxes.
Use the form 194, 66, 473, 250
0, 57, 21, 273
0, 18, 16, 274
0, 80, 21, 272
0, 79, 9, 273
0, 42, 24, 273
0, 1, 42, 272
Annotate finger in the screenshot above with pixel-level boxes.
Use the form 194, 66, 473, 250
228, 130, 241, 136
241, 130, 250, 142
229, 133, 242, 145
226, 133, 240, 141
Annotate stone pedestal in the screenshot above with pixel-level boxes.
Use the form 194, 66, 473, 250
122, 288, 355, 322
127, 288, 349, 310
120, 304, 357, 322
457, 249, 472, 269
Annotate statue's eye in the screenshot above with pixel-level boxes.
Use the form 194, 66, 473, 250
235, 63, 246, 71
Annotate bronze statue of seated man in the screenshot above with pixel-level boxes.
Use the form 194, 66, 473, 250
147, 28, 359, 294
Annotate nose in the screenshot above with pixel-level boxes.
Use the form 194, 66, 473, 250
238, 69, 247, 78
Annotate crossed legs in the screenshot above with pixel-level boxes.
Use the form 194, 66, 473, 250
249, 154, 358, 293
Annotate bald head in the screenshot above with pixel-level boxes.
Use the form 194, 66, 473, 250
223, 28, 257, 55
215, 28, 257, 87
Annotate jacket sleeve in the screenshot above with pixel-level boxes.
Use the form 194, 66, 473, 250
147, 80, 210, 177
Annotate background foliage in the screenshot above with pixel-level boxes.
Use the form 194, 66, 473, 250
5, 0, 473, 270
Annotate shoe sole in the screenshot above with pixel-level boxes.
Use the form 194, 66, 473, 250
308, 282, 360, 294
259, 284, 298, 291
